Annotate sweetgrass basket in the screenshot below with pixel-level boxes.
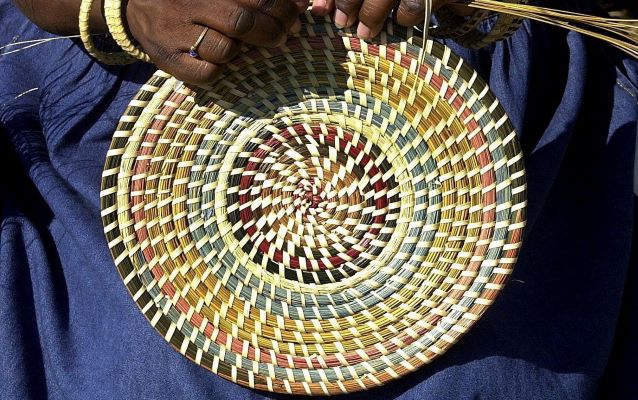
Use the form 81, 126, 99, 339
100, 13, 527, 395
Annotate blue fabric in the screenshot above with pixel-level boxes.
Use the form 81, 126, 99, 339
1, 0, 637, 398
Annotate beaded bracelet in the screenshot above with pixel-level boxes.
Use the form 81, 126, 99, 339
79, 0, 136, 65
104, 0, 151, 62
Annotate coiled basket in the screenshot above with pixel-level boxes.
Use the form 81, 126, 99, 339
100, 13, 527, 396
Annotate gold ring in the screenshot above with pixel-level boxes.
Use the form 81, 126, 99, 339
188, 26, 209, 58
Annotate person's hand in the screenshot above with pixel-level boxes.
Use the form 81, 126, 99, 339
310, 0, 466, 40
126, 0, 309, 84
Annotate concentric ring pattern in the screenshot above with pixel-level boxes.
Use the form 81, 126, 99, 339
100, 14, 527, 395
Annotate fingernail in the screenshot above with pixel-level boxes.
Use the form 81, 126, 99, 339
311, 0, 327, 15
291, 19, 302, 34
334, 9, 348, 28
357, 23, 372, 40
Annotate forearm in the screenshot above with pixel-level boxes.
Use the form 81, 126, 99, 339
12, 0, 108, 35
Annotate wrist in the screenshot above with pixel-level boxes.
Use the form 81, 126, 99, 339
86, 0, 109, 34
448, 5, 474, 17
440, 0, 474, 17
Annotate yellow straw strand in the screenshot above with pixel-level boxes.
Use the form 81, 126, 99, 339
460, 0, 638, 58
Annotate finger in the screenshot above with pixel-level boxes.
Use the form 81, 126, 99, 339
290, 0, 310, 34
395, 0, 425, 27
182, 26, 241, 64
290, 18, 302, 34
155, 53, 223, 85
293, 0, 311, 12
193, 0, 288, 47
238, 0, 300, 29
334, 0, 363, 28
357, 0, 397, 39
311, 0, 335, 16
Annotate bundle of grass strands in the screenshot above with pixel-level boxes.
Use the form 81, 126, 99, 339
461, 0, 638, 58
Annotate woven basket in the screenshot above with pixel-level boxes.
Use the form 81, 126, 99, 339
100, 12, 527, 395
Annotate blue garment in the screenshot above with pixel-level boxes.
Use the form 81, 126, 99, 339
1, 0, 637, 398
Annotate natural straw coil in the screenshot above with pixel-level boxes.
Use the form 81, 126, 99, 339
100, 13, 527, 395
78, 0, 136, 65
104, 0, 151, 62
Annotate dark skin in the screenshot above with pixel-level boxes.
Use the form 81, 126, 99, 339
311, 0, 471, 39
12, 0, 468, 84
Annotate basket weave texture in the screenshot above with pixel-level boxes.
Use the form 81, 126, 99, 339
100, 13, 527, 395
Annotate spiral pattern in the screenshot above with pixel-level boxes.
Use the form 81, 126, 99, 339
101, 15, 527, 395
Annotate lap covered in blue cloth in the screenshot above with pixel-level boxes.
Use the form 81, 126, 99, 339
1, 0, 637, 398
